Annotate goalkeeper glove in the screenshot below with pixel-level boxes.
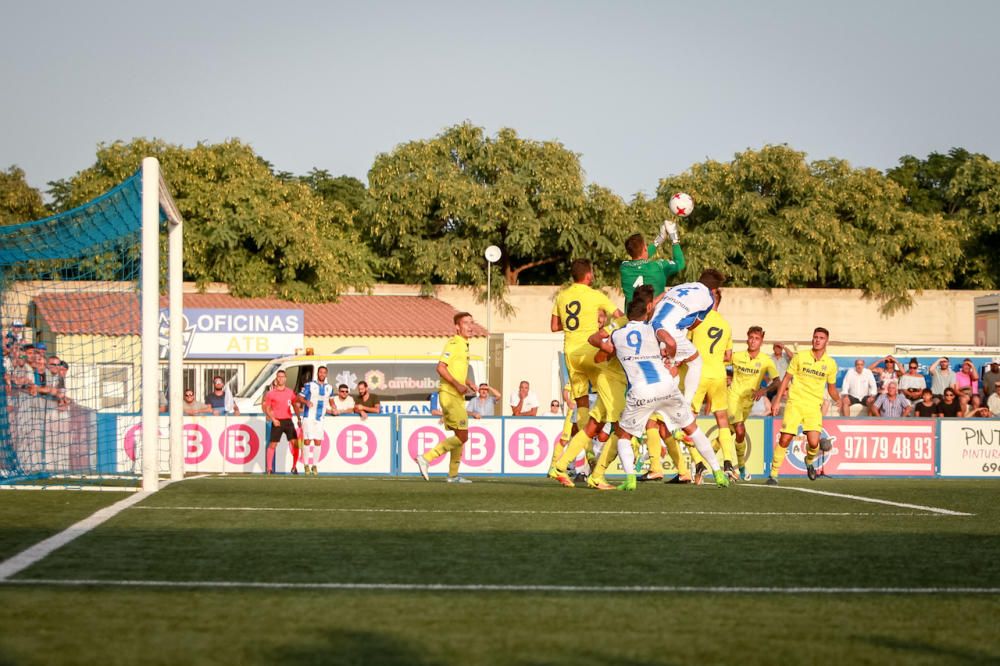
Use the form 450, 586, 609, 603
654, 220, 679, 246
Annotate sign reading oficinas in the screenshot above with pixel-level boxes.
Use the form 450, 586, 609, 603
158, 309, 304, 359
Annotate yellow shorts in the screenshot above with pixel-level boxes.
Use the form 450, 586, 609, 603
565, 347, 598, 400
588, 369, 626, 424
727, 390, 754, 423
440, 391, 469, 432
780, 400, 823, 434
691, 376, 728, 414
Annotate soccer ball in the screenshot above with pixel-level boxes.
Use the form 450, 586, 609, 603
668, 192, 694, 217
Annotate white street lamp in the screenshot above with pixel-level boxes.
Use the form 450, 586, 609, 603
484, 245, 502, 386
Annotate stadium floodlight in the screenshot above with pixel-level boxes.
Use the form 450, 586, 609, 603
0, 157, 182, 492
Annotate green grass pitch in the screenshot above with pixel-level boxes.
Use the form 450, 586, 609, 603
1, 476, 998, 665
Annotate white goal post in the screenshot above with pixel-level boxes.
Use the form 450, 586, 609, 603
141, 157, 184, 491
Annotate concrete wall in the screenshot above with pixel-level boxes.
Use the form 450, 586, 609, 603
370, 284, 996, 350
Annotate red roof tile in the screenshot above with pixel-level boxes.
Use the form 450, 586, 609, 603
35, 291, 485, 338
34, 292, 140, 335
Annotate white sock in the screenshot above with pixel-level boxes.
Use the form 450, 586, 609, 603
616, 437, 635, 475
689, 428, 720, 472
682, 356, 703, 405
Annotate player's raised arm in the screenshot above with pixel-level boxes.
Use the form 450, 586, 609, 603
587, 328, 614, 355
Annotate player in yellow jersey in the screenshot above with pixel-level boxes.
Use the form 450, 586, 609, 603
768, 327, 840, 484
583, 308, 634, 490
688, 291, 736, 484
415, 312, 479, 483
728, 326, 779, 480
548, 259, 624, 487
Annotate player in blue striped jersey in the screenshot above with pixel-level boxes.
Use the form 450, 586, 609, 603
648, 270, 721, 406
596, 286, 729, 489
295, 366, 334, 475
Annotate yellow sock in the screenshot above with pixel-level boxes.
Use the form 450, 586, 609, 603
718, 427, 736, 466
584, 439, 596, 467
664, 435, 689, 476
645, 427, 664, 474
556, 429, 590, 473
770, 443, 789, 478
576, 406, 590, 429
804, 444, 820, 466
424, 435, 463, 462
593, 433, 619, 479
631, 437, 640, 461
735, 437, 748, 467
550, 441, 565, 467
448, 443, 464, 477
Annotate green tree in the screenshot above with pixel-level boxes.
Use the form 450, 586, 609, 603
657, 145, 962, 313
365, 123, 634, 307
948, 154, 1000, 289
0, 166, 48, 226
51, 139, 374, 301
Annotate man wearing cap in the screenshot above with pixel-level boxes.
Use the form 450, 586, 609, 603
982, 358, 1000, 403
4, 320, 25, 356
987, 379, 1000, 418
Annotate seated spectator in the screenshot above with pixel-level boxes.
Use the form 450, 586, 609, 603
871, 382, 912, 417
182, 389, 212, 416
548, 399, 562, 415
930, 357, 958, 402
897, 358, 927, 405
839, 359, 877, 416
467, 383, 501, 419
353, 381, 381, 420
509, 380, 539, 416
330, 384, 355, 416
912, 389, 936, 417
987, 380, 1000, 418
955, 359, 980, 413
869, 355, 902, 393
982, 358, 1000, 402
934, 389, 963, 418
205, 375, 239, 415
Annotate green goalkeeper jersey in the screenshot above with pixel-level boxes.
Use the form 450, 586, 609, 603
619, 242, 685, 308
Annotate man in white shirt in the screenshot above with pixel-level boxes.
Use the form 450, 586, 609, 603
509, 380, 539, 416
987, 381, 1000, 417
330, 383, 356, 416
839, 359, 877, 416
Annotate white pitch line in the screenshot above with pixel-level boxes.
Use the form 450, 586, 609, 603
0, 477, 195, 581
744, 484, 973, 516
131, 506, 942, 517
3, 578, 998, 595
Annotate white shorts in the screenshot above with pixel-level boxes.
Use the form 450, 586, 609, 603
620, 380, 695, 439
301, 418, 325, 441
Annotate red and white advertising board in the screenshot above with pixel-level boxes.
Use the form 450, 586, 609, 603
118, 415, 393, 474
939, 419, 1000, 477
503, 417, 567, 474
773, 419, 936, 477
397, 416, 503, 475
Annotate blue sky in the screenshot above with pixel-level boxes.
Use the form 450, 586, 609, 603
3, 0, 998, 199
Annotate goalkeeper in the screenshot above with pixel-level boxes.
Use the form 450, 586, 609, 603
619, 217, 687, 482
619, 218, 685, 311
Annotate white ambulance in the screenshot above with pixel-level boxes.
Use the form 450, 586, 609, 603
234, 350, 485, 415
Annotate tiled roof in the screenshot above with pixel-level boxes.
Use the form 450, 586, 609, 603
34, 291, 485, 338
34, 292, 140, 335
